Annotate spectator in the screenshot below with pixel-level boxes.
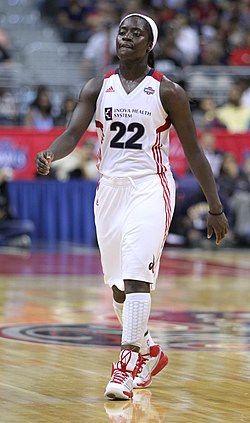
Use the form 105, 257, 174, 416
0, 87, 19, 126
69, 138, 99, 180
215, 84, 250, 133
24, 88, 55, 130
0, 28, 11, 62
0, 169, 34, 248
55, 96, 77, 127
241, 83, 250, 108
193, 96, 226, 129
157, 24, 185, 68
199, 40, 227, 66
174, 13, 200, 65
50, 138, 99, 181
189, 0, 220, 30
229, 28, 250, 66
56, 0, 93, 43
218, 152, 250, 246
199, 130, 224, 178
242, 152, 250, 184
83, 18, 119, 74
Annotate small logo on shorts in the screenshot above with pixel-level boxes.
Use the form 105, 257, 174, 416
148, 255, 155, 273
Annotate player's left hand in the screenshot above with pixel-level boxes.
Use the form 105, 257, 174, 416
207, 212, 229, 245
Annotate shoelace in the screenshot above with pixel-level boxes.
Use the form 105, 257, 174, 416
136, 353, 150, 375
111, 369, 130, 384
111, 349, 132, 383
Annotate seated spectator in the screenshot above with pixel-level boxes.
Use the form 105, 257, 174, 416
193, 96, 226, 129
199, 40, 227, 65
24, 88, 54, 130
0, 87, 19, 126
0, 28, 11, 62
169, 177, 233, 249
0, 169, 34, 248
217, 152, 250, 246
69, 138, 99, 180
199, 130, 224, 178
215, 84, 250, 133
55, 96, 76, 127
157, 24, 185, 68
229, 29, 250, 66
50, 137, 99, 181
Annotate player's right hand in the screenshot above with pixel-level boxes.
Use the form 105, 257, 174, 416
35, 150, 54, 175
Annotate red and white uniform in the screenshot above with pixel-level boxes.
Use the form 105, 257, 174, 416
95, 68, 171, 178
94, 68, 176, 291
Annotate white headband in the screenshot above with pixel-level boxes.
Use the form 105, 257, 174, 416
119, 13, 158, 50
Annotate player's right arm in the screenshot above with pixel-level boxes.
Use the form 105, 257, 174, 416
35, 77, 103, 175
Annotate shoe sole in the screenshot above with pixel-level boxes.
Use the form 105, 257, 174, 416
105, 387, 133, 400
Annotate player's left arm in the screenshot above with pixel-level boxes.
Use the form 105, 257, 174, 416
160, 77, 229, 244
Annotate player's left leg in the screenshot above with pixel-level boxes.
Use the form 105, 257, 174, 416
124, 280, 168, 390
105, 280, 151, 400
112, 285, 159, 376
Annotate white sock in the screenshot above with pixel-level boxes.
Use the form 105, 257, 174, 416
140, 331, 156, 355
113, 299, 123, 326
122, 292, 151, 349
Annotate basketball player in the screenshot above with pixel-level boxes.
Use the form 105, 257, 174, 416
35, 14, 229, 400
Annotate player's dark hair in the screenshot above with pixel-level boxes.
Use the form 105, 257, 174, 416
148, 50, 155, 67
142, 19, 155, 67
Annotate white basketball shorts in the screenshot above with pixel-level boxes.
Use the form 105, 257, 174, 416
94, 173, 176, 291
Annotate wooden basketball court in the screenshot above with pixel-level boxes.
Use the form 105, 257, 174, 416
0, 245, 249, 422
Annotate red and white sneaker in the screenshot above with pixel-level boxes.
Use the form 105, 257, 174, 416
105, 349, 139, 400
133, 345, 168, 389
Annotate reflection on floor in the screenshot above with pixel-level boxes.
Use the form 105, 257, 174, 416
0, 245, 249, 423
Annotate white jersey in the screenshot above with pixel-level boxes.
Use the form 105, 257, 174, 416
95, 68, 172, 178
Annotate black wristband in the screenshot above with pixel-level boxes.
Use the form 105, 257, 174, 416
208, 210, 224, 216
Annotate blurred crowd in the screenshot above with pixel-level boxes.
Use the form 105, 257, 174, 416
0, 0, 250, 129
36, 0, 250, 65
169, 130, 250, 248
36, 0, 250, 67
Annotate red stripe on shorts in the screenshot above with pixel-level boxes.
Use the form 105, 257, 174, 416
152, 129, 172, 245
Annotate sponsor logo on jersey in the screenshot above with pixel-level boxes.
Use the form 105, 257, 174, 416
106, 86, 115, 93
104, 107, 113, 120
144, 86, 155, 95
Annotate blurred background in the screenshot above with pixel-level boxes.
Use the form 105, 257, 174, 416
0, 0, 250, 250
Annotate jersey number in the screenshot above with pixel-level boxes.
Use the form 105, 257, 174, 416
110, 122, 144, 150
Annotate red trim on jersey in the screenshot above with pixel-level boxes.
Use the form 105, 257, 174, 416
95, 120, 103, 129
152, 132, 167, 174
151, 69, 164, 82
152, 123, 172, 242
156, 117, 171, 133
104, 69, 116, 79
95, 119, 104, 145
159, 173, 172, 243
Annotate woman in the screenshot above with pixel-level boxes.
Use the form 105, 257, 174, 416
35, 14, 229, 400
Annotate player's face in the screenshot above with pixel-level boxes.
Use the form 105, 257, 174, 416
116, 17, 152, 60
